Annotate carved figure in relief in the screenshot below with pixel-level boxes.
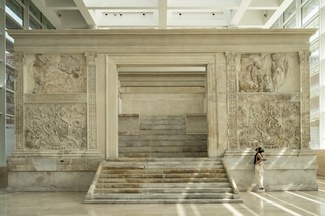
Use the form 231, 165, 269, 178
29, 54, 86, 94
237, 102, 300, 149
239, 54, 289, 92
271, 53, 289, 91
24, 104, 87, 150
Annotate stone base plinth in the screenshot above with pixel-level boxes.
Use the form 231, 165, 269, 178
0, 166, 8, 188
7, 154, 102, 191
8, 171, 95, 192
223, 149, 318, 191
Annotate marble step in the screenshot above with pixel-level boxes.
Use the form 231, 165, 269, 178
104, 157, 219, 162
97, 173, 227, 178
100, 168, 226, 174
119, 134, 207, 141
108, 157, 221, 161
119, 152, 208, 157
95, 182, 231, 188
84, 198, 242, 204
140, 124, 185, 130
138, 129, 185, 135
91, 192, 235, 200
140, 116, 185, 124
119, 140, 207, 147
94, 187, 233, 194
102, 159, 222, 165
119, 146, 207, 153
97, 178, 229, 183
85, 158, 242, 204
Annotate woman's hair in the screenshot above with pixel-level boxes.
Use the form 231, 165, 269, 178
255, 147, 264, 153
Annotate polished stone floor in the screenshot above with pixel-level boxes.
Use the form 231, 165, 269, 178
1, 180, 325, 216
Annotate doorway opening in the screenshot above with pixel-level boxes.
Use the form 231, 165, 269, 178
117, 66, 208, 157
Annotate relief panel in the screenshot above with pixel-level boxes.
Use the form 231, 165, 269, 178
237, 100, 300, 149
239, 53, 299, 93
25, 54, 86, 94
24, 104, 87, 150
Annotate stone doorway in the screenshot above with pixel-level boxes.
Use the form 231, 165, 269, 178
117, 66, 208, 158
105, 54, 219, 159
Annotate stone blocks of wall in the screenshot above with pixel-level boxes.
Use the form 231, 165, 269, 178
223, 150, 318, 191
7, 156, 101, 191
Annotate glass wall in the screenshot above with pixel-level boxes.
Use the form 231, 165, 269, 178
272, 0, 320, 149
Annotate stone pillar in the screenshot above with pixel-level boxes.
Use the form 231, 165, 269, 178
225, 52, 239, 150
106, 56, 118, 158
206, 57, 218, 157
299, 51, 311, 149
86, 53, 98, 151
13, 52, 24, 151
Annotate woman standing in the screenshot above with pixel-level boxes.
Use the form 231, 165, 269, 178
254, 146, 266, 192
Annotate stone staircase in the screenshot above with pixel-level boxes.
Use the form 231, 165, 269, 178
119, 115, 207, 157
84, 158, 242, 204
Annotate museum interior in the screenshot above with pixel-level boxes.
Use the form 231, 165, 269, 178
1, 0, 325, 215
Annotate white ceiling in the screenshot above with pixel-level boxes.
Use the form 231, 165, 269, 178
31, 0, 294, 29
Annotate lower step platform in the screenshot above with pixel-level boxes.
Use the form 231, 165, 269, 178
84, 158, 242, 204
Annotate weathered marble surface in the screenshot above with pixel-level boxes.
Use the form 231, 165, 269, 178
7, 29, 315, 191
26, 54, 86, 94
223, 149, 318, 191
24, 103, 87, 150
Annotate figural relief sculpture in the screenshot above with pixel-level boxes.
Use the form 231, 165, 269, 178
28, 54, 86, 94
237, 101, 300, 149
24, 104, 87, 150
239, 53, 289, 92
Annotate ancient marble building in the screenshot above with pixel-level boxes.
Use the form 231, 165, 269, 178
7, 29, 317, 192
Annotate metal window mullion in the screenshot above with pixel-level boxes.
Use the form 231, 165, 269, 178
0, 0, 6, 167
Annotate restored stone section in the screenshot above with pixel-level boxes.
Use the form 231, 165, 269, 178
185, 113, 208, 134
119, 115, 207, 157
118, 114, 140, 136
7, 156, 101, 191
8, 171, 95, 192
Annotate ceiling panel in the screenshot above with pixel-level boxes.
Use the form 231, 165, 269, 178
31, 0, 292, 29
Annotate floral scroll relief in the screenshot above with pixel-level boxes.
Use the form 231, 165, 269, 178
237, 102, 300, 149
24, 104, 87, 150
239, 53, 289, 92
28, 54, 86, 94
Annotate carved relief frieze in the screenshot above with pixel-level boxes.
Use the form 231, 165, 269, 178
237, 101, 300, 149
24, 104, 87, 150
27, 54, 86, 94
237, 94, 300, 103
14, 52, 25, 149
226, 52, 239, 149
86, 53, 97, 150
299, 51, 311, 148
239, 53, 294, 92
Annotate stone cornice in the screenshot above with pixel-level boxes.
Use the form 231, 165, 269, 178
8, 29, 315, 53
8, 29, 316, 36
